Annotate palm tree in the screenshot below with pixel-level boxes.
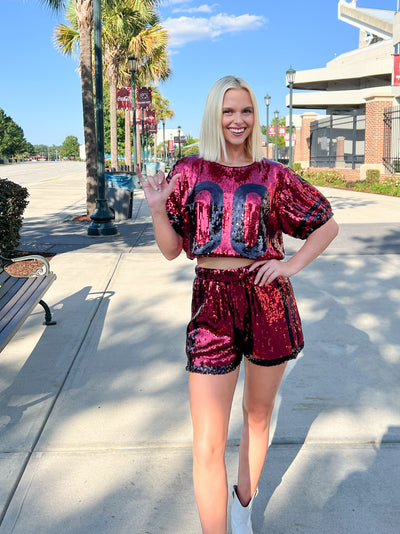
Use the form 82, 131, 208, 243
103, 1, 170, 170
151, 90, 174, 162
54, 0, 99, 214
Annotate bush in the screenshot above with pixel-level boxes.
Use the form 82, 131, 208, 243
0, 178, 29, 257
365, 169, 380, 187
382, 175, 400, 188
292, 162, 302, 173
299, 168, 346, 186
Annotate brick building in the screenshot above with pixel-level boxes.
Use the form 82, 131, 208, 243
290, 0, 400, 179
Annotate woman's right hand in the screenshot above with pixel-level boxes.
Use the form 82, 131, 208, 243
136, 165, 180, 212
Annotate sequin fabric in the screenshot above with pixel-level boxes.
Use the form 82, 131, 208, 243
186, 266, 304, 374
166, 155, 333, 260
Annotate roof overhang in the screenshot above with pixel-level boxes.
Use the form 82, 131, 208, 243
338, 0, 394, 40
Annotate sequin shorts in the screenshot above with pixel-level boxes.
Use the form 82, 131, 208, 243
186, 265, 304, 374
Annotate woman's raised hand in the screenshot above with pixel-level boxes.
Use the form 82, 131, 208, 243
136, 166, 180, 212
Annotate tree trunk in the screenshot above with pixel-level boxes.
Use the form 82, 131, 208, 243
76, 0, 97, 215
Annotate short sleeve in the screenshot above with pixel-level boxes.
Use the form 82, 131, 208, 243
165, 160, 186, 237
277, 167, 333, 239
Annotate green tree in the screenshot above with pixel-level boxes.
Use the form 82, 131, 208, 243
60, 135, 80, 158
103, 0, 170, 169
262, 117, 295, 147
0, 108, 27, 157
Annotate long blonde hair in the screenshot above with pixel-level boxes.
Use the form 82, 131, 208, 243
199, 75, 263, 163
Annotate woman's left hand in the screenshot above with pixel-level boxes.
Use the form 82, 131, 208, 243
249, 259, 294, 286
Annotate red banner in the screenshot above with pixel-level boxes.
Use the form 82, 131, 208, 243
136, 87, 152, 108
148, 123, 157, 134
268, 126, 286, 136
394, 54, 400, 86
145, 109, 156, 124
117, 87, 131, 110
168, 139, 174, 153
284, 133, 297, 143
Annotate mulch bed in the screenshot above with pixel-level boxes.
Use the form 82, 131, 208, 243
72, 214, 91, 222
5, 251, 56, 278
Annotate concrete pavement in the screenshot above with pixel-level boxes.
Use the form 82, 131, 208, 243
0, 161, 400, 533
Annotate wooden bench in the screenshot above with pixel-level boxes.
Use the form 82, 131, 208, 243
0, 254, 57, 353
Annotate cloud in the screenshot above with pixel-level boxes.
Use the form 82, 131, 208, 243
161, 0, 193, 6
164, 13, 266, 47
172, 4, 218, 14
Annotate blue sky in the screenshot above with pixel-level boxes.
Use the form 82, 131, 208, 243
0, 0, 397, 146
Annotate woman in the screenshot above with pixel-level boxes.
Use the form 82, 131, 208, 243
138, 76, 338, 534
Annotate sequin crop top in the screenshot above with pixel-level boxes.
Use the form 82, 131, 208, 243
166, 155, 333, 261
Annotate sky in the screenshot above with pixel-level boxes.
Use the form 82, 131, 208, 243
0, 0, 398, 146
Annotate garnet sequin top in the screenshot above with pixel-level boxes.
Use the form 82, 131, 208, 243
166, 155, 333, 261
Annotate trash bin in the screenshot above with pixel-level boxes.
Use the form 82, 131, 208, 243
105, 173, 135, 220
145, 161, 166, 176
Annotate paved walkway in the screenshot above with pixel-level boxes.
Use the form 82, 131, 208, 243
0, 162, 399, 533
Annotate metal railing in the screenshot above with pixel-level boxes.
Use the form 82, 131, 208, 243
310, 112, 365, 169
383, 105, 400, 174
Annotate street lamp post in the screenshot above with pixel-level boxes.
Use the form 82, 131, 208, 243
128, 55, 138, 173
177, 125, 182, 159
87, 0, 118, 236
286, 66, 296, 169
162, 118, 166, 162
264, 94, 271, 158
274, 110, 279, 162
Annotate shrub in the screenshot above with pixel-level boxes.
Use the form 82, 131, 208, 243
382, 175, 400, 188
365, 169, 380, 187
0, 178, 29, 257
299, 168, 345, 186
292, 162, 302, 173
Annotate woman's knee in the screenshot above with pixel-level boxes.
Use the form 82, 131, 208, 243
242, 399, 274, 431
193, 435, 226, 470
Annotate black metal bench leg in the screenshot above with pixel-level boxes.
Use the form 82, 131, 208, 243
39, 300, 57, 325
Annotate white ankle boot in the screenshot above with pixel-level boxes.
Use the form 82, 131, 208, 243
231, 485, 258, 534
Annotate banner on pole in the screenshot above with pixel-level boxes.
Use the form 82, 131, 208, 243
117, 87, 131, 110
137, 87, 152, 108
393, 54, 400, 86
145, 109, 156, 124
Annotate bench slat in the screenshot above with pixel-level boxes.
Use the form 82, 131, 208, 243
0, 273, 56, 353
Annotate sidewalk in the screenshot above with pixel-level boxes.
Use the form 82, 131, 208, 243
0, 164, 400, 533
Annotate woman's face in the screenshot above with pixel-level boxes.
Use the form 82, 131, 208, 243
221, 88, 254, 151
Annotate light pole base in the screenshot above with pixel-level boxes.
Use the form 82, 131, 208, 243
87, 199, 118, 236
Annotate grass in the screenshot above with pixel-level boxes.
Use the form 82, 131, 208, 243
298, 169, 400, 197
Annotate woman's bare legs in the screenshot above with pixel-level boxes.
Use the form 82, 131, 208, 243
189, 368, 240, 534
236, 360, 287, 506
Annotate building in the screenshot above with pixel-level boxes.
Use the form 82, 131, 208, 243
291, 0, 400, 179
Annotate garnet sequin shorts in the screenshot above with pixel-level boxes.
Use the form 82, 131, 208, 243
186, 265, 304, 374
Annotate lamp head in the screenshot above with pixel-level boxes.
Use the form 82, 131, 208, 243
128, 55, 137, 73
286, 66, 296, 86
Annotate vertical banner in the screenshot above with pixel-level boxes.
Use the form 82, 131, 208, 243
393, 54, 400, 86
117, 87, 131, 109
145, 109, 156, 124
136, 87, 152, 108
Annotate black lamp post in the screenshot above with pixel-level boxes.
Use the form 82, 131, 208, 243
177, 125, 182, 159
286, 66, 296, 169
128, 55, 138, 173
264, 94, 271, 158
162, 118, 166, 162
274, 110, 279, 161
87, 0, 118, 236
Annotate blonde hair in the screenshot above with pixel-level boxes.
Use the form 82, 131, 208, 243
199, 75, 263, 163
